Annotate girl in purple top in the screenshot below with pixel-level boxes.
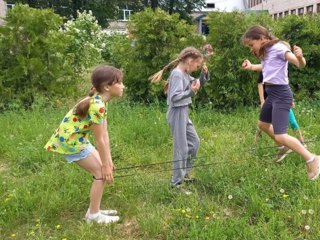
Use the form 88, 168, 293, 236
241, 25, 320, 181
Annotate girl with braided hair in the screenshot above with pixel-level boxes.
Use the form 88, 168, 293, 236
45, 65, 125, 223
149, 47, 210, 187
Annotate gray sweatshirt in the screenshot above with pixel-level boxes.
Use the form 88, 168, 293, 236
167, 68, 210, 107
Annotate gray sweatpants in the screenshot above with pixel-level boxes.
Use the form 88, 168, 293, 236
167, 106, 200, 186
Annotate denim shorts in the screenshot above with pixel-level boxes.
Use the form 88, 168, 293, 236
63, 143, 95, 163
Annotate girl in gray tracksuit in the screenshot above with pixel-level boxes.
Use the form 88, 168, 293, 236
149, 47, 210, 186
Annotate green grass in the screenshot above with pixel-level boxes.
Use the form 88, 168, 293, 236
1, 101, 320, 240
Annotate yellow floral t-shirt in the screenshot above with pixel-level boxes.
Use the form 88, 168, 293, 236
44, 94, 107, 154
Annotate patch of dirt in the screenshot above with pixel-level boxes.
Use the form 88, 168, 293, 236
116, 217, 141, 239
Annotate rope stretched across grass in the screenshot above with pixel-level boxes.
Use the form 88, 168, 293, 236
113, 137, 320, 178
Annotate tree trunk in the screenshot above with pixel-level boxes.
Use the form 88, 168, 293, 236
168, 0, 175, 14
150, 0, 158, 10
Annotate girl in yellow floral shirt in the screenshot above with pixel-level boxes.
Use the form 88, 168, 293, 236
45, 65, 125, 224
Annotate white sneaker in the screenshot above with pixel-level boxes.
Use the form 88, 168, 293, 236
100, 209, 118, 216
85, 209, 118, 218
85, 212, 119, 224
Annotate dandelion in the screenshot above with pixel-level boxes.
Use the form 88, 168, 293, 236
228, 194, 233, 200
205, 216, 210, 220
55, 224, 61, 230
185, 214, 191, 218
304, 225, 310, 231
301, 209, 307, 215
279, 188, 285, 193
265, 198, 269, 202
29, 231, 35, 236
11, 234, 16, 237
195, 215, 199, 219
282, 194, 289, 198
303, 195, 309, 200
308, 209, 314, 215
181, 209, 186, 213
186, 208, 191, 213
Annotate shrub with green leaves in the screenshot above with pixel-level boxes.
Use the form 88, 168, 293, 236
0, 4, 74, 109
0, 6, 110, 110
110, 8, 205, 103
273, 15, 320, 100
203, 12, 320, 109
199, 11, 274, 109
63, 10, 106, 72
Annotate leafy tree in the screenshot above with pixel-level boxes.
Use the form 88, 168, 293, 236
63, 10, 106, 72
0, 4, 74, 109
273, 15, 320, 100
0, 5, 107, 110
107, 8, 204, 102
9, 0, 206, 26
202, 11, 274, 109
9, 0, 120, 27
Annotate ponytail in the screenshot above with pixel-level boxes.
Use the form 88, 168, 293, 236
149, 47, 203, 93
148, 58, 180, 83
74, 87, 96, 118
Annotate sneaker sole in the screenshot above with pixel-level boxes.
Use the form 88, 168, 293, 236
275, 149, 292, 163
100, 210, 118, 216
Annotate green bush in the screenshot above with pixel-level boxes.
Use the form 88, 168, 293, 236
0, 6, 109, 110
199, 12, 274, 109
0, 4, 74, 109
202, 12, 320, 109
110, 8, 205, 103
63, 10, 106, 72
273, 14, 320, 100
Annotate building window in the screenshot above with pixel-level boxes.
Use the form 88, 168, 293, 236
306, 5, 313, 14
273, 13, 278, 20
206, 3, 215, 8
6, 3, 15, 9
298, 7, 304, 15
291, 9, 296, 15
122, 9, 131, 21
279, 12, 283, 18
284, 11, 289, 16
317, 3, 320, 13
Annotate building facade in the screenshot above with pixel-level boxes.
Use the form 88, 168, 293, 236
201, 0, 246, 12
247, 0, 320, 19
0, 0, 6, 25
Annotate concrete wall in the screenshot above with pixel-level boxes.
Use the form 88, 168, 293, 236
0, 0, 6, 25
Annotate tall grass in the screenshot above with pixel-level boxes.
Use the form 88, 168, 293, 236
1, 101, 320, 240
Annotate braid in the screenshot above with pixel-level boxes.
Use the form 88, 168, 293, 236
149, 47, 203, 83
148, 58, 180, 83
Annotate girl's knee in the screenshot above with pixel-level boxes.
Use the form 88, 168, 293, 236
274, 134, 286, 144
258, 121, 268, 131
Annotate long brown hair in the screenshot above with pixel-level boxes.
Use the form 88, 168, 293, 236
148, 47, 203, 92
75, 65, 123, 118
241, 25, 279, 59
